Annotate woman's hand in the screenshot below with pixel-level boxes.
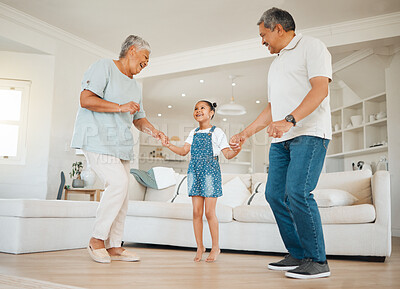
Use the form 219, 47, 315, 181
119, 101, 140, 114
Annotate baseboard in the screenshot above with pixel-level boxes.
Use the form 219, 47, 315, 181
392, 228, 400, 237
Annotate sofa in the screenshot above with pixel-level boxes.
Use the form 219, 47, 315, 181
0, 200, 98, 254
0, 170, 391, 261
123, 169, 391, 260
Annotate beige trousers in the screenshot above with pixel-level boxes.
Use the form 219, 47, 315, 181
83, 150, 130, 248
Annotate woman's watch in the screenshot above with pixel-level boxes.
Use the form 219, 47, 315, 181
285, 114, 296, 126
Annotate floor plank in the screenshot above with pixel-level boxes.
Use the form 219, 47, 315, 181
0, 238, 399, 289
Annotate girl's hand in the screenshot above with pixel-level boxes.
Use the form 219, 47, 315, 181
119, 101, 140, 114
229, 133, 247, 151
161, 137, 170, 147
159, 133, 170, 147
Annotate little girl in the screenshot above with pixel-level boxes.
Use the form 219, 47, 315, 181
162, 100, 241, 262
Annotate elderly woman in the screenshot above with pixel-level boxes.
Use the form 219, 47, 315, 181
71, 35, 167, 263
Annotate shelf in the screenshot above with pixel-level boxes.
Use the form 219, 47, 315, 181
364, 91, 386, 102
326, 145, 388, 158
330, 91, 385, 113
365, 118, 387, 126
343, 124, 364, 132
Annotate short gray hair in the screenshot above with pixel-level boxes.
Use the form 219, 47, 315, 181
257, 7, 295, 32
119, 35, 151, 58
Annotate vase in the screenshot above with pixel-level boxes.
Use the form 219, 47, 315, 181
81, 165, 96, 187
72, 178, 84, 188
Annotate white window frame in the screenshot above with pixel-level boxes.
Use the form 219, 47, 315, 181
0, 79, 31, 165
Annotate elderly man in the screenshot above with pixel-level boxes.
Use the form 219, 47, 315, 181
71, 35, 168, 263
230, 8, 332, 279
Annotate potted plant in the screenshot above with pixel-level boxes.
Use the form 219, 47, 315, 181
70, 161, 84, 188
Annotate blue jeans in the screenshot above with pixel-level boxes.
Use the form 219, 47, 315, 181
266, 135, 329, 262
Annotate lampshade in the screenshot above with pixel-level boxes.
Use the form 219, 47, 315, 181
217, 101, 246, 115
217, 75, 247, 116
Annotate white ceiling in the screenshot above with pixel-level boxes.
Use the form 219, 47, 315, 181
1, 0, 400, 124
2, 0, 400, 57
142, 36, 400, 124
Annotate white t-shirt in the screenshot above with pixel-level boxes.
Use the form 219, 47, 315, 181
268, 33, 332, 143
185, 127, 230, 156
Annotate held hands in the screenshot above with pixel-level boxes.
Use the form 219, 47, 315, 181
119, 101, 140, 114
160, 133, 170, 147
144, 128, 169, 146
267, 119, 293, 138
229, 133, 247, 152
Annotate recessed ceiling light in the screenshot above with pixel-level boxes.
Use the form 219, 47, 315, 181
167, 105, 172, 109
157, 113, 162, 117
181, 93, 186, 97
232, 82, 236, 86
256, 100, 261, 104
222, 118, 227, 122
199, 79, 204, 83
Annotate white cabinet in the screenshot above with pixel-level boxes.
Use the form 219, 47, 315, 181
326, 49, 390, 173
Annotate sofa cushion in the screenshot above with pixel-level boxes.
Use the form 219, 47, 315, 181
171, 194, 191, 204
222, 174, 252, 191
316, 170, 372, 204
144, 173, 181, 202
246, 182, 267, 205
219, 177, 251, 208
0, 199, 98, 218
233, 203, 375, 224
319, 204, 376, 224
251, 173, 267, 192
174, 174, 188, 195
145, 186, 176, 202
172, 173, 252, 197
234, 204, 275, 223
127, 201, 233, 223
312, 189, 358, 207
128, 174, 146, 201
248, 182, 360, 208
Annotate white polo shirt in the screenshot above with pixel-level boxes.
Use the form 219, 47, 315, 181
268, 33, 332, 143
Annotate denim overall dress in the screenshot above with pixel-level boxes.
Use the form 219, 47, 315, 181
187, 126, 223, 198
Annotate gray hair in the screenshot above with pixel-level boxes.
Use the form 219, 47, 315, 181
119, 35, 151, 58
257, 7, 295, 32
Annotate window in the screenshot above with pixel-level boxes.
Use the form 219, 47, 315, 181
0, 79, 31, 165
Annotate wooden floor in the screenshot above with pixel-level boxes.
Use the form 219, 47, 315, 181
0, 238, 399, 289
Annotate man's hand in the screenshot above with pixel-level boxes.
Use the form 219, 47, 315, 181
267, 119, 294, 138
229, 133, 247, 151
119, 101, 140, 114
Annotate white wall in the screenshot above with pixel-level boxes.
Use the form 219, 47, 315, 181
0, 9, 123, 200
0, 51, 54, 199
386, 51, 400, 237
46, 43, 106, 199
